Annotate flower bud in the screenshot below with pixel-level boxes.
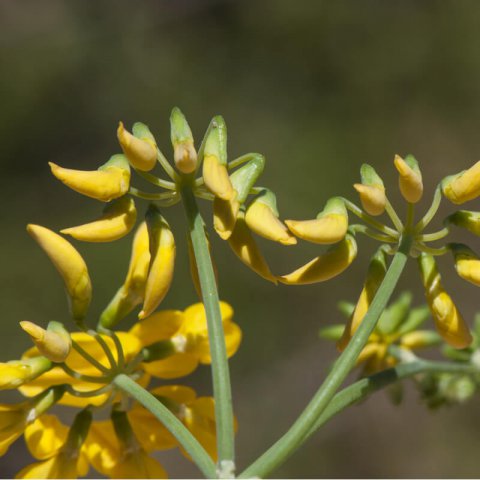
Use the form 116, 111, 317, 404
49, 154, 130, 202
442, 160, 480, 204
139, 206, 176, 319
61, 196, 137, 242
27, 225, 92, 321
117, 122, 157, 171
245, 189, 296, 245
202, 116, 234, 200
285, 197, 348, 244
337, 248, 387, 351
170, 107, 198, 174
227, 210, 277, 283
418, 253, 472, 348
400, 330, 441, 349
99, 222, 150, 328
450, 243, 480, 287
0, 357, 52, 390
445, 210, 480, 236
279, 233, 357, 285
20, 321, 71, 363
353, 164, 386, 216
394, 154, 423, 203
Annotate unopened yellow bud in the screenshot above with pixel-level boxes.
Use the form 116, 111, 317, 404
245, 190, 296, 245
99, 222, 151, 328
139, 207, 176, 319
446, 210, 480, 236
353, 184, 386, 216
0, 357, 52, 390
213, 193, 240, 240
451, 244, 480, 287
442, 160, 480, 204
61, 197, 137, 242
170, 107, 198, 174
49, 156, 130, 202
279, 234, 357, 285
20, 321, 71, 363
394, 154, 423, 203
27, 225, 92, 321
285, 197, 348, 244
337, 248, 387, 351
228, 211, 277, 284
117, 122, 157, 171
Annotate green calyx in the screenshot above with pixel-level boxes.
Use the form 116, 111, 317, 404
360, 164, 384, 187
203, 115, 227, 165
230, 154, 265, 203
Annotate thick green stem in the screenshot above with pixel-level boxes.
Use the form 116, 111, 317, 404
306, 359, 478, 439
114, 374, 216, 479
239, 238, 411, 479
181, 186, 236, 472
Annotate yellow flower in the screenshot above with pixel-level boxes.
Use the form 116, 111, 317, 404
117, 122, 158, 172
451, 243, 480, 287
139, 207, 176, 320
49, 155, 130, 202
100, 221, 151, 328
16, 412, 90, 479
0, 357, 52, 390
394, 154, 423, 203
20, 321, 71, 363
85, 417, 167, 479
285, 197, 348, 244
131, 301, 242, 378
442, 160, 480, 204
279, 233, 357, 285
61, 197, 137, 243
20, 332, 143, 408
353, 184, 386, 216
27, 225, 92, 322
213, 193, 240, 240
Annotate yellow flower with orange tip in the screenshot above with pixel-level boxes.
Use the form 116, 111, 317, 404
27, 224, 92, 322
16, 411, 91, 479
442, 160, 480, 204
49, 154, 130, 202
60, 196, 137, 243
131, 301, 242, 379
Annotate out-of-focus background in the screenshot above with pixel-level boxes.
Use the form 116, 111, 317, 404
2, 0, 480, 477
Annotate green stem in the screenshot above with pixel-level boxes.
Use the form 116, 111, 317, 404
156, 148, 180, 182
181, 186, 236, 471
71, 340, 110, 375
419, 227, 450, 243
350, 224, 398, 243
343, 199, 398, 237
385, 198, 404, 231
129, 187, 178, 202
306, 359, 478, 439
134, 168, 177, 190
415, 185, 442, 232
239, 238, 411, 479
114, 374, 216, 478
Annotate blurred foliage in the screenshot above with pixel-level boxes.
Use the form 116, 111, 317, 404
2, 0, 480, 477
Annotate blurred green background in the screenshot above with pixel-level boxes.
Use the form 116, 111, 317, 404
2, 0, 480, 477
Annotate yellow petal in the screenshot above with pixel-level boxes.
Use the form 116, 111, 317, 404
24, 414, 68, 460
279, 234, 357, 285
49, 162, 130, 202
139, 215, 176, 320
213, 193, 240, 240
203, 154, 234, 200
353, 183, 386, 216
61, 197, 137, 242
150, 385, 197, 404
183, 301, 233, 332
227, 212, 277, 283
0, 403, 28, 456
15, 454, 81, 479
27, 225, 92, 321
110, 449, 168, 479
142, 353, 199, 379
0, 358, 52, 390
117, 122, 157, 172
442, 160, 480, 204
394, 155, 423, 203
285, 215, 347, 244
455, 255, 480, 286
130, 310, 184, 346
245, 202, 296, 245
